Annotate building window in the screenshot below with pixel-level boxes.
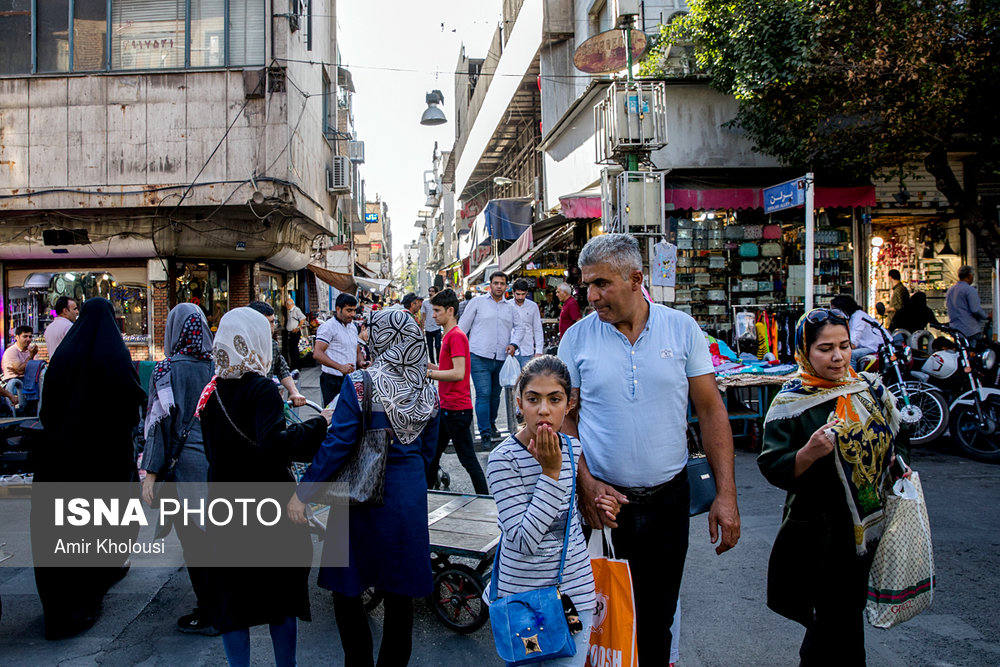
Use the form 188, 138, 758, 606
190, 0, 226, 68
228, 0, 265, 66
0, 0, 32, 74
36, 0, 70, 73
322, 71, 336, 138
112, 0, 186, 70
74, 0, 110, 71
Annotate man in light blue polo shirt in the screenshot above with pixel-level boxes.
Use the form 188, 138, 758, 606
559, 233, 741, 665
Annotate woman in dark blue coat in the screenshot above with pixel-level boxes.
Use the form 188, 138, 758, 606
288, 308, 440, 667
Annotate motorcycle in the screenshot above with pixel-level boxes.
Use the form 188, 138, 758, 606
858, 322, 949, 446
910, 324, 1000, 461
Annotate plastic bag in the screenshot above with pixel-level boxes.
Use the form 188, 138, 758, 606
588, 528, 638, 667
865, 470, 935, 628
499, 354, 521, 388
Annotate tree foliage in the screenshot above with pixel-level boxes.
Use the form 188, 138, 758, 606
643, 0, 1000, 257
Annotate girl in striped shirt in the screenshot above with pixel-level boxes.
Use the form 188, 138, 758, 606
487, 355, 620, 666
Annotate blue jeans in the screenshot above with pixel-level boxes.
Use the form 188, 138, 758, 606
470, 354, 503, 440
850, 347, 876, 370
222, 616, 296, 667
516, 354, 533, 369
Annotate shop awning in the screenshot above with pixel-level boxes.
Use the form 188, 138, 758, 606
354, 276, 392, 294
559, 187, 602, 220
503, 222, 576, 275
308, 264, 357, 294
483, 198, 534, 241
499, 216, 572, 272
558, 185, 876, 215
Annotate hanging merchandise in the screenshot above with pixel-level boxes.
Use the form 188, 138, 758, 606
762, 224, 782, 239
725, 225, 744, 240
739, 242, 760, 258
652, 241, 678, 287
761, 242, 782, 257
743, 224, 763, 240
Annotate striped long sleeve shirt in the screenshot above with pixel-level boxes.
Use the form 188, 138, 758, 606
487, 434, 596, 612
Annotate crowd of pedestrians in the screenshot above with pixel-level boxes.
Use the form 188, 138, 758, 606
15, 232, 923, 666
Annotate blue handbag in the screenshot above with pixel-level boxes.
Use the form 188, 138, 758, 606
489, 434, 577, 666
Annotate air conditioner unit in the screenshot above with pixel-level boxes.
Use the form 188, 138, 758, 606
348, 140, 365, 164
327, 155, 352, 194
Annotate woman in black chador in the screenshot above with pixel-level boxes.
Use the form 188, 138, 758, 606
31, 297, 147, 639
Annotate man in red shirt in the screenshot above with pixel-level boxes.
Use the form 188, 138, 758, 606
557, 282, 582, 337
425, 289, 489, 494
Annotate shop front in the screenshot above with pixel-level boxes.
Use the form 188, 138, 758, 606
3, 262, 152, 360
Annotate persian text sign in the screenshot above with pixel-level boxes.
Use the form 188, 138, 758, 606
764, 177, 806, 213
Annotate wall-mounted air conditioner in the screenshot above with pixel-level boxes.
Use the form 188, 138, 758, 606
327, 155, 352, 194
348, 140, 365, 164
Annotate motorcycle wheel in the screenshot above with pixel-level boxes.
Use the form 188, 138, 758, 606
950, 396, 1000, 462
887, 382, 949, 446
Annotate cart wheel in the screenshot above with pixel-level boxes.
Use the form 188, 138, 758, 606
361, 587, 383, 613
430, 564, 488, 633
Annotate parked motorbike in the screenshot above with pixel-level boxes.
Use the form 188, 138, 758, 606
858, 322, 949, 446
910, 325, 1000, 461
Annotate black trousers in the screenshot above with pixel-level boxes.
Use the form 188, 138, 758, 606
424, 330, 442, 364
175, 520, 219, 624
426, 409, 488, 495
287, 331, 302, 371
333, 592, 413, 667
320, 373, 345, 408
798, 548, 877, 666
608, 470, 690, 665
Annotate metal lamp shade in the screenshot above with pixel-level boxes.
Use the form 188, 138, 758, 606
420, 105, 447, 126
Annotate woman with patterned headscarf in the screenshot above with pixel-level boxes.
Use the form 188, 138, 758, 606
197, 307, 331, 667
758, 308, 910, 665
140, 302, 218, 636
288, 308, 440, 666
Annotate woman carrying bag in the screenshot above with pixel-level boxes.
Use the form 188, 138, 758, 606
140, 303, 218, 635
758, 308, 909, 666
197, 308, 331, 667
288, 308, 440, 667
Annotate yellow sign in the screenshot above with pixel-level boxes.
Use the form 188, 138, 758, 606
520, 268, 565, 277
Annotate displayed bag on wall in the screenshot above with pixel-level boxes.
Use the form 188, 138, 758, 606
743, 225, 763, 240
724, 225, 744, 240
740, 278, 757, 292
759, 258, 781, 274
707, 289, 726, 302
762, 224, 782, 239
741, 261, 760, 275
709, 256, 726, 269
866, 470, 935, 629
761, 242, 782, 257
758, 280, 774, 292
738, 242, 760, 258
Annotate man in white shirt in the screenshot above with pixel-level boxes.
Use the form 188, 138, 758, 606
313, 293, 363, 406
43, 296, 79, 358
421, 286, 442, 364
285, 297, 307, 371
458, 271, 517, 443
510, 278, 544, 367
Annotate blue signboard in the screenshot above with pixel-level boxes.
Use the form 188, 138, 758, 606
365, 212, 379, 222
763, 177, 806, 213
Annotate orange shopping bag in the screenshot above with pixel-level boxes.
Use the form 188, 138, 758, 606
587, 527, 638, 667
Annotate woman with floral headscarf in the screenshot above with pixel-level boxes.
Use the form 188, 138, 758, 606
758, 308, 909, 665
197, 307, 331, 667
288, 308, 440, 667
140, 302, 218, 635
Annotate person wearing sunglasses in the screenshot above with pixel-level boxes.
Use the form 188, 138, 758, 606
758, 308, 909, 665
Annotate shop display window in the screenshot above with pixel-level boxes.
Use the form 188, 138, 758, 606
7, 271, 148, 343
175, 262, 229, 332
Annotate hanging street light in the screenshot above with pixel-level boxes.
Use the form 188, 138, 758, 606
420, 90, 447, 126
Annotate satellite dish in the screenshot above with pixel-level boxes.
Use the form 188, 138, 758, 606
573, 29, 648, 75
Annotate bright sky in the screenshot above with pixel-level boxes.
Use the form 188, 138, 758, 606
337, 0, 501, 263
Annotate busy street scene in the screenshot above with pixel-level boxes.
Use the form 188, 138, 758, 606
2, 0, 1000, 665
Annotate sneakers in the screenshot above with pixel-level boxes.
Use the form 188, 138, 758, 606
177, 609, 220, 636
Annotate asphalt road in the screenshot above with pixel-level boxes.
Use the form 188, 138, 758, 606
2, 368, 998, 665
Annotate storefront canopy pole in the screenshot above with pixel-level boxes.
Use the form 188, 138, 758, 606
805, 172, 816, 312
994, 258, 999, 340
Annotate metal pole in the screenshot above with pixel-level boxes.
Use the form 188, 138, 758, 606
623, 16, 640, 173
805, 173, 815, 312
993, 258, 999, 341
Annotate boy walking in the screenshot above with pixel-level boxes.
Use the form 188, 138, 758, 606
425, 289, 489, 494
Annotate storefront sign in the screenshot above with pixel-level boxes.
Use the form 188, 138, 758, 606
521, 268, 565, 277
764, 177, 807, 213
365, 213, 379, 222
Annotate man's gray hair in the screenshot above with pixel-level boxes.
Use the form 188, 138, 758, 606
578, 233, 642, 279
557, 282, 573, 296
958, 265, 974, 281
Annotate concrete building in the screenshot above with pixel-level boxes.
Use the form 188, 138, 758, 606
0, 1, 366, 359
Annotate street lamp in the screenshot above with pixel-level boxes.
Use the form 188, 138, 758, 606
420, 90, 447, 126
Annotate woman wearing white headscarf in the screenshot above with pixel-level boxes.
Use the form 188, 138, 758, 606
140, 302, 218, 635
288, 308, 440, 667
196, 307, 331, 667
